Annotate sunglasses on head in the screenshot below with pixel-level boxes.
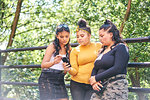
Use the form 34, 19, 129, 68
57, 24, 69, 33
57, 24, 68, 29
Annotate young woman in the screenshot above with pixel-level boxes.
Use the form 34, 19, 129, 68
38, 24, 71, 100
63, 19, 102, 100
89, 20, 129, 100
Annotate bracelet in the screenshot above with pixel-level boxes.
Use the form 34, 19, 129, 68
91, 82, 97, 86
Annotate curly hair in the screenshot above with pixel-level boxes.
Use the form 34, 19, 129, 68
53, 24, 70, 59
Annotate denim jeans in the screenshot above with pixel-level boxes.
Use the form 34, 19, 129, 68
70, 80, 94, 100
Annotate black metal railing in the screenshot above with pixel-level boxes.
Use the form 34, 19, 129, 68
0, 36, 150, 99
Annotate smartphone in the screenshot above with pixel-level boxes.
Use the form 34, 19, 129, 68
62, 57, 71, 67
62, 57, 69, 63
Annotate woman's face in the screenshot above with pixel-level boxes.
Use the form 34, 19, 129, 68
99, 29, 113, 46
76, 30, 91, 46
57, 31, 70, 46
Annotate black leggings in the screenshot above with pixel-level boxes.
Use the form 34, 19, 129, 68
70, 80, 94, 100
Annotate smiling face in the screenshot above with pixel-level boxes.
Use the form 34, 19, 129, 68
99, 29, 114, 46
56, 31, 70, 46
76, 30, 91, 46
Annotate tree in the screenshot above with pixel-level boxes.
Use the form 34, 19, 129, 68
2, 0, 23, 65
0, 0, 149, 99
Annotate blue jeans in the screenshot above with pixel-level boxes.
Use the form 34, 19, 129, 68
70, 80, 94, 100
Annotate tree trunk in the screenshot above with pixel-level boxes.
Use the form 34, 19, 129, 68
119, 0, 132, 34
7, 0, 23, 48
0, 1, 5, 25
2, 0, 23, 65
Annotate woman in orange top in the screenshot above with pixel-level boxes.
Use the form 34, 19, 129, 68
63, 19, 102, 100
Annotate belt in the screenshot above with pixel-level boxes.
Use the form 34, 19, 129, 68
103, 74, 126, 85
42, 68, 64, 74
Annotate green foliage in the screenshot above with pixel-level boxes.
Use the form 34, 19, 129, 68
0, 0, 149, 99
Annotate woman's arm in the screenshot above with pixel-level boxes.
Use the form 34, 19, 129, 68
95, 44, 129, 82
91, 67, 98, 76
89, 67, 98, 85
68, 48, 79, 76
41, 43, 62, 68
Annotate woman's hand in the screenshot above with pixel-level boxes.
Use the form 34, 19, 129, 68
89, 76, 97, 86
53, 55, 62, 64
92, 82, 103, 91
63, 63, 71, 72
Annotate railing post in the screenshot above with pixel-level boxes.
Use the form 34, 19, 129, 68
0, 52, 2, 97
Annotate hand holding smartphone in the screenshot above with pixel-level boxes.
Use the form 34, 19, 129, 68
62, 57, 71, 67
54, 55, 63, 64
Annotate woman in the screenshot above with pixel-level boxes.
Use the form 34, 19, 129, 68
89, 20, 129, 100
38, 24, 71, 100
63, 19, 102, 100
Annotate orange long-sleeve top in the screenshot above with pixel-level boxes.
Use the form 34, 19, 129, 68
69, 42, 102, 84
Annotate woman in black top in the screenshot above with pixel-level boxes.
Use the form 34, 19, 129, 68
89, 20, 129, 100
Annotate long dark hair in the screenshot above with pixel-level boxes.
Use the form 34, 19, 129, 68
53, 24, 70, 59
99, 20, 124, 50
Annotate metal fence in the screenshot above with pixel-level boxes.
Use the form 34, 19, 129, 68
0, 36, 150, 99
